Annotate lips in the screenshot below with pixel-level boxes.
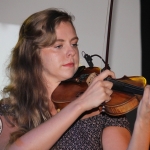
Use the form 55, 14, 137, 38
63, 62, 74, 67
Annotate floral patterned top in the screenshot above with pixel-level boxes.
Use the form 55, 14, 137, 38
51, 113, 130, 150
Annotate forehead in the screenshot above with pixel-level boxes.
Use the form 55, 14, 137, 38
55, 21, 76, 35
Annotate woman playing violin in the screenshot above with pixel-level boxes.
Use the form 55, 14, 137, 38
0, 8, 148, 150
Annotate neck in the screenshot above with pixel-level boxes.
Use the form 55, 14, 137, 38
45, 82, 60, 116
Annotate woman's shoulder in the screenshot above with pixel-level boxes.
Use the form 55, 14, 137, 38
0, 99, 18, 150
0, 115, 18, 132
0, 100, 18, 135
0, 98, 16, 118
0, 116, 2, 135
0, 115, 18, 150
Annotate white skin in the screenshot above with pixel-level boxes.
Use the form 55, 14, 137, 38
8, 21, 131, 150
127, 85, 150, 150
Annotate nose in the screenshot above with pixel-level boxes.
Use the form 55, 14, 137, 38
66, 45, 76, 57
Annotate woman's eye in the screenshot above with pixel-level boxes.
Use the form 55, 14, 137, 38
55, 45, 62, 49
72, 43, 78, 47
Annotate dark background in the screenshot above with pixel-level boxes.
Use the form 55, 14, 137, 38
126, 0, 150, 132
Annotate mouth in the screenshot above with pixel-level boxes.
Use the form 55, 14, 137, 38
63, 62, 74, 67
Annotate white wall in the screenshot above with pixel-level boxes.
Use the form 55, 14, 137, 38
0, 0, 141, 98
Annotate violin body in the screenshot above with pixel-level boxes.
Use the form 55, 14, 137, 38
105, 75, 146, 116
51, 66, 98, 111
51, 66, 147, 116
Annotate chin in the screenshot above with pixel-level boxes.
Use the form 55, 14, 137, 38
60, 66, 78, 81
61, 72, 75, 81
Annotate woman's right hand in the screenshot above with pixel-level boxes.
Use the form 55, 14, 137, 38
77, 69, 115, 111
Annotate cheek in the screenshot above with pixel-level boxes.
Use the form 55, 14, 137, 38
41, 53, 55, 69
75, 51, 79, 65
42, 54, 51, 65
42, 57, 59, 76
46, 56, 59, 66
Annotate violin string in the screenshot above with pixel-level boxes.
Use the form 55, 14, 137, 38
112, 79, 143, 91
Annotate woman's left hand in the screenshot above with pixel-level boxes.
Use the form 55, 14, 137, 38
136, 85, 150, 124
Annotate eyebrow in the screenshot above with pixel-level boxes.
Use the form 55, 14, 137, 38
56, 36, 79, 42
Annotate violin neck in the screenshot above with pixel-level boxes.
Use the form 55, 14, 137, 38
107, 77, 144, 95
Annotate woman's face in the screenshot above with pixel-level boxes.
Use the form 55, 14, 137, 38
40, 21, 79, 84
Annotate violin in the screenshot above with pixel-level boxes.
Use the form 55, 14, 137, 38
51, 66, 147, 116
